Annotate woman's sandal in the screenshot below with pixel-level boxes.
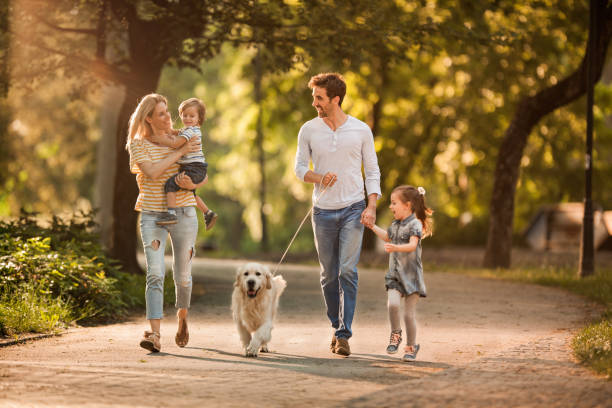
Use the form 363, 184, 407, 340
175, 318, 189, 347
140, 330, 161, 353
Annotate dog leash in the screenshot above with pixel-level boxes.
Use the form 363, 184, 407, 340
271, 176, 336, 275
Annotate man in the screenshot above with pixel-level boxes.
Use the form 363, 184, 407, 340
294, 72, 381, 356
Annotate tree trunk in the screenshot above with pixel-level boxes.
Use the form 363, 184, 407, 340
0, 0, 11, 183
95, 84, 124, 249
253, 51, 268, 252
109, 67, 163, 274
483, 1, 612, 268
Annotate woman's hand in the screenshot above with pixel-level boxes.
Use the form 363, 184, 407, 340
176, 173, 208, 190
179, 137, 201, 155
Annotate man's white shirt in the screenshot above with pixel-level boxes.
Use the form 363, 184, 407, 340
295, 115, 381, 210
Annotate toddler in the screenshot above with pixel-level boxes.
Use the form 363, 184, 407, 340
366, 185, 432, 362
155, 98, 217, 230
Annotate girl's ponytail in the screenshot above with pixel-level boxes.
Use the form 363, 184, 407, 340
392, 185, 433, 237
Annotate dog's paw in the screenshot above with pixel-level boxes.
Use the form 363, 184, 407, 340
260, 345, 269, 353
245, 344, 259, 357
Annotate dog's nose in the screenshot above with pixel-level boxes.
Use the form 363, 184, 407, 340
247, 279, 255, 288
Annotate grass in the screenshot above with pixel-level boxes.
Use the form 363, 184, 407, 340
0, 271, 178, 338
0, 284, 74, 336
425, 263, 612, 379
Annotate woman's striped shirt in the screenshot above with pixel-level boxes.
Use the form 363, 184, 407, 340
129, 138, 197, 212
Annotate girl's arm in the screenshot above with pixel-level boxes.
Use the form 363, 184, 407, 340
384, 235, 419, 253
368, 224, 390, 242
137, 138, 200, 179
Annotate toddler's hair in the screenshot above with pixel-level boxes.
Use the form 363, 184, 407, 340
178, 97, 206, 125
392, 185, 433, 237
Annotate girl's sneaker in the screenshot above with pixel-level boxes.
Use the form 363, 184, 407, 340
402, 344, 420, 362
386, 330, 402, 354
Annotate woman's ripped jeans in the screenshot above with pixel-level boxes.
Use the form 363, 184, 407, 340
139, 207, 198, 319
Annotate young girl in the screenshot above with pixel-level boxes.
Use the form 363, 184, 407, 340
366, 185, 432, 362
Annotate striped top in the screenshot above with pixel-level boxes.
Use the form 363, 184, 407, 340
178, 126, 206, 164
129, 138, 197, 212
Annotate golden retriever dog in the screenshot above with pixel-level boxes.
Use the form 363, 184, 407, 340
231, 262, 286, 357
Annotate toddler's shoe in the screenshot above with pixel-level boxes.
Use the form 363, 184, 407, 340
204, 210, 217, 231
402, 344, 420, 362
156, 212, 178, 226
330, 335, 337, 354
386, 330, 402, 354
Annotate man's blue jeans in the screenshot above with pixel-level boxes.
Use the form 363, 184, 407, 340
312, 200, 365, 339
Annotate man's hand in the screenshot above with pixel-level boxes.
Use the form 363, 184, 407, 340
321, 172, 337, 187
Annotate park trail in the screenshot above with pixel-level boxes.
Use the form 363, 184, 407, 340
0, 257, 611, 407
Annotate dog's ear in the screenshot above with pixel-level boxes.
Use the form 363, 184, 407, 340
235, 266, 244, 288
265, 268, 272, 290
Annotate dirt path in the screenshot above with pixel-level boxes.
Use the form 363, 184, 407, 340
1, 258, 610, 407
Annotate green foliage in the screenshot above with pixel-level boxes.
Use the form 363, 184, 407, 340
0, 283, 73, 336
6, 0, 612, 253
0, 211, 142, 324
573, 321, 612, 379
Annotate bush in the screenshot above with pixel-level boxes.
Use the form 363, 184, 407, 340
0, 211, 143, 325
0, 283, 73, 336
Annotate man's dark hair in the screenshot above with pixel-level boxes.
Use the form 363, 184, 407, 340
308, 72, 346, 106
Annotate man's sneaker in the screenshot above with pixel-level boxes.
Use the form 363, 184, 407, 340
402, 344, 420, 362
335, 338, 351, 356
386, 330, 402, 354
156, 212, 178, 226
139, 331, 161, 353
330, 335, 337, 354
204, 210, 217, 231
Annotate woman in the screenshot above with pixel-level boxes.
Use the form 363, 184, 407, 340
126, 93, 205, 352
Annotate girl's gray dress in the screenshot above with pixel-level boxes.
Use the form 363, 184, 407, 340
385, 213, 427, 297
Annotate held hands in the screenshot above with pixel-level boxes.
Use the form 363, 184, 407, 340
360, 206, 376, 228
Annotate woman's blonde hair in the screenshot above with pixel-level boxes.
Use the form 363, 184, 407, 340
125, 93, 168, 150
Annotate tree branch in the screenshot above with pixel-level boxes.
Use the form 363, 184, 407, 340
20, 37, 131, 85
34, 13, 97, 36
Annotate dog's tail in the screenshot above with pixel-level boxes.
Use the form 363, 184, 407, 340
273, 275, 287, 297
